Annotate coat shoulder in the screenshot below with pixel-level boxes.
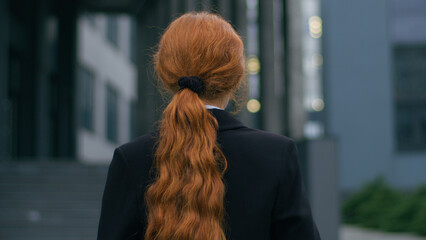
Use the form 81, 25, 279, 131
116, 132, 157, 168
218, 127, 297, 176
222, 126, 295, 150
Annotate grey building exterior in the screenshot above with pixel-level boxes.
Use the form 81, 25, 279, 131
321, 0, 426, 191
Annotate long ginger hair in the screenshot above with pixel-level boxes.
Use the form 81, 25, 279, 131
144, 12, 245, 240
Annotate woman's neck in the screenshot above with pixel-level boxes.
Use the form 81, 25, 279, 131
201, 95, 230, 109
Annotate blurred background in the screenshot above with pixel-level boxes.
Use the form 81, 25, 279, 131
0, 0, 425, 239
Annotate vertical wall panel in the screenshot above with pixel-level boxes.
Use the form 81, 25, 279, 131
56, 0, 78, 158
0, 0, 9, 159
259, 0, 284, 133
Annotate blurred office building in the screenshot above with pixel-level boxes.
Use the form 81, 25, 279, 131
76, 14, 137, 163
321, 0, 426, 192
0, 1, 137, 163
0, 1, 138, 238
0, 0, 300, 161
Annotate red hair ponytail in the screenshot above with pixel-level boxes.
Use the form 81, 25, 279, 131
145, 12, 245, 240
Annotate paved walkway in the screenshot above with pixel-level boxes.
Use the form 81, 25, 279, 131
341, 226, 426, 240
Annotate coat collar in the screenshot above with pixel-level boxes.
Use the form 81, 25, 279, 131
208, 109, 247, 132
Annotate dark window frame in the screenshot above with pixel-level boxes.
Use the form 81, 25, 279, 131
129, 17, 137, 63
105, 83, 119, 143
77, 65, 95, 132
106, 15, 119, 48
129, 99, 138, 140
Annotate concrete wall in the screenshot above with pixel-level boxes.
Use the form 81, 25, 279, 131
77, 15, 137, 164
321, 0, 394, 191
392, 153, 426, 189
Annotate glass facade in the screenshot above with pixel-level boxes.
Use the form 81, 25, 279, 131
391, 0, 426, 152
394, 46, 426, 151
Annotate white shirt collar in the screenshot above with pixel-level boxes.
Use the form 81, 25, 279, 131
205, 104, 223, 110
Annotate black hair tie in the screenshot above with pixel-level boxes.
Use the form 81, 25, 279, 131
178, 76, 205, 95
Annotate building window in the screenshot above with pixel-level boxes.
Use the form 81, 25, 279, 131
106, 16, 119, 47
130, 100, 138, 140
78, 65, 95, 131
129, 17, 137, 63
394, 45, 426, 152
106, 84, 119, 143
86, 13, 96, 27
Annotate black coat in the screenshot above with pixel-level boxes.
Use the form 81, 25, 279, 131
97, 109, 321, 240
